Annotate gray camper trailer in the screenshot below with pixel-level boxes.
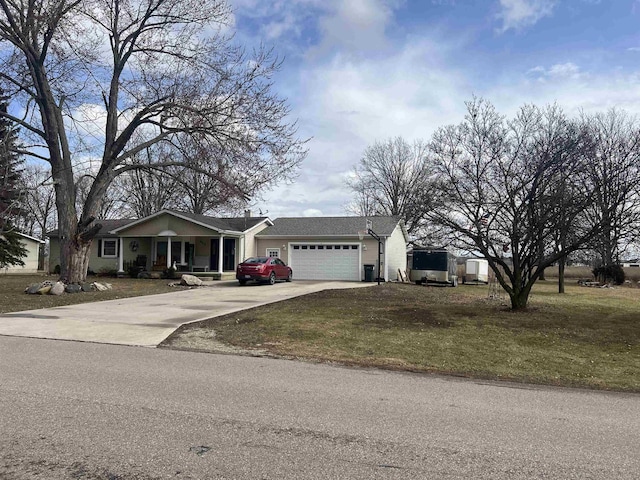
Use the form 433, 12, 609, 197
408, 248, 458, 286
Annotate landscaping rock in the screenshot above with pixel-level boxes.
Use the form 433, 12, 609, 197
81, 283, 94, 292
49, 282, 65, 295
25, 283, 42, 294
92, 282, 109, 291
37, 286, 52, 295
180, 274, 203, 287
65, 284, 82, 294
149, 272, 162, 279
137, 271, 151, 279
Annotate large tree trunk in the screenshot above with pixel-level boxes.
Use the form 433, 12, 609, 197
558, 257, 565, 294
61, 237, 93, 284
54, 160, 108, 283
509, 292, 530, 310
54, 173, 101, 284
508, 282, 533, 311
539, 267, 546, 281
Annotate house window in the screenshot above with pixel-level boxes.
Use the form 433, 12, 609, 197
102, 239, 117, 258
266, 248, 280, 258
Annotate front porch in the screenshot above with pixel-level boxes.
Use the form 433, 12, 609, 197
104, 210, 273, 280
115, 234, 242, 278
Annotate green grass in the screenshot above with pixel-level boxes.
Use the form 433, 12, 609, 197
166, 281, 640, 392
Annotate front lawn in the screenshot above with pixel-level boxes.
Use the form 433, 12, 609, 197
0, 274, 189, 313
164, 281, 640, 392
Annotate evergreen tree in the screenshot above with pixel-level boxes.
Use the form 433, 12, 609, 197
0, 89, 27, 267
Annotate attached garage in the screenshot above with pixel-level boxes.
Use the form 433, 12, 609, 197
290, 244, 360, 280
254, 216, 409, 282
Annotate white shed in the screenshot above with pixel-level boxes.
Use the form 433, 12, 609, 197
464, 258, 489, 284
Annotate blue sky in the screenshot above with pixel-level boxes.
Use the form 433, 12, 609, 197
229, 0, 640, 218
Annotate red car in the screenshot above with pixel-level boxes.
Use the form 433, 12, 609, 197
236, 256, 293, 285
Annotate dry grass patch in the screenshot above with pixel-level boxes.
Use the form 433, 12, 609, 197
165, 281, 640, 391
0, 274, 190, 313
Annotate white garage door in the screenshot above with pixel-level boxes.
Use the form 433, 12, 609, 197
290, 244, 360, 280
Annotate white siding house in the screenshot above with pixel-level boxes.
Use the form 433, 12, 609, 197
2, 233, 44, 274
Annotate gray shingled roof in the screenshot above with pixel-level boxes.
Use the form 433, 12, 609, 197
257, 216, 402, 237
167, 210, 268, 232
47, 212, 269, 237
46, 219, 134, 238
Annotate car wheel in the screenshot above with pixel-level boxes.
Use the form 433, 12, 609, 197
268, 272, 276, 285
238, 280, 247, 286
286, 271, 292, 282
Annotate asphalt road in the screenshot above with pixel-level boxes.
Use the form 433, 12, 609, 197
1, 336, 638, 479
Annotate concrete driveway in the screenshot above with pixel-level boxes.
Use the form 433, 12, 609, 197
0, 280, 372, 347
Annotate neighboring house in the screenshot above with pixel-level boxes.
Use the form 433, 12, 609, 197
2, 232, 45, 274
621, 259, 640, 268
47, 210, 271, 276
254, 216, 409, 281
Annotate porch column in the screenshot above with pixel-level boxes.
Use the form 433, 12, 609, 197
118, 237, 124, 273
218, 235, 224, 274
384, 237, 389, 281
167, 237, 172, 268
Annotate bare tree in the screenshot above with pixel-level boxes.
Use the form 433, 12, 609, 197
429, 98, 601, 310
16, 164, 57, 238
114, 171, 177, 219
0, 0, 306, 283
93, 140, 178, 218
346, 137, 439, 242
579, 110, 640, 269
166, 134, 260, 215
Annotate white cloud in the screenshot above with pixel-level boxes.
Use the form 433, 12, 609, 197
547, 62, 581, 78
527, 62, 583, 81
261, 38, 471, 217
309, 0, 397, 57
486, 66, 640, 119
496, 0, 556, 32
303, 209, 324, 217
238, 0, 640, 218
264, 50, 640, 217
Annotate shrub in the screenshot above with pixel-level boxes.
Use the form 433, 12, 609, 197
53, 264, 60, 275
128, 265, 143, 278
163, 266, 179, 279
97, 267, 118, 277
592, 264, 625, 285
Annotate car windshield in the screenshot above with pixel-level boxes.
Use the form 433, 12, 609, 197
244, 257, 269, 264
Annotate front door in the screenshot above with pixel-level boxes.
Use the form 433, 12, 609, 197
223, 238, 236, 271
156, 241, 168, 268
